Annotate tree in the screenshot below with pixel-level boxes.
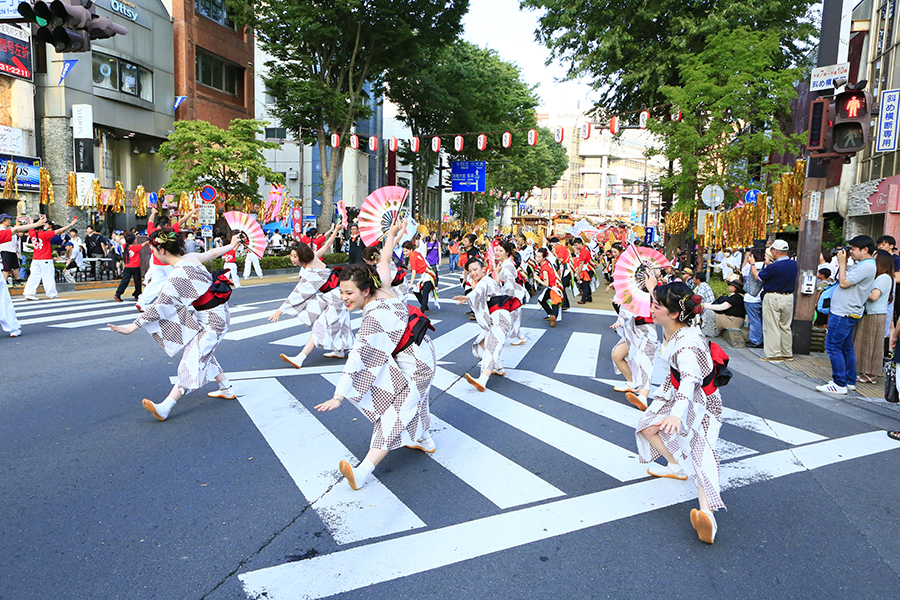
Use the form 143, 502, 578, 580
157, 119, 285, 208
238, 0, 468, 231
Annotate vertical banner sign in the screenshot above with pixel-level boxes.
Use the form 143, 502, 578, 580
330, 133, 340, 148
502, 131, 512, 148
411, 137, 420, 152
0, 23, 33, 82
477, 133, 487, 150
389, 137, 398, 152
454, 135, 464, 152
58, 58, 77, 86
527, 129, 537, 146
580, 123, 592, 140
431, 136, 441, 153
877, 89, 900, 152
554, 126, 564, 144
71, 104, 94, 205
173, 96, 187, 111
292, 206, 303, 241
350, 134, 359, 150
368, 136, 378, 152
639, 110, 650, 129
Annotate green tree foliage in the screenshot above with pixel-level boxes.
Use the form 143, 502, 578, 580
239, 0, 468, 231
521, 0, 818, 117
650, 27, 806, 210
157, 119, 285, 207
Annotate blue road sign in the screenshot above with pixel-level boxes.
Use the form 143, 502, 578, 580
201, 224, 213, 237
451, 161, 486, 193
644, 227, 655, 245
518, 202, 527, 212
745, 189, 761, 203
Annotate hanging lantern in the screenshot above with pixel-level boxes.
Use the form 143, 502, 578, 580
581, 122, 592, 140
368, 136, 378, 152
502, 131, 512, 148
330, 133, 340, 148
477, 134, 487, 150
527, 129, 537, 146
432, 136, 441, 153
454, 135, 464, 152
516, 191, 521, 199
350, 134, 359, 150
389, 137, 398, 152
639, 111, 650, 129
411, 137, 420, 152
609, 116, 620, 135
554, 126, 564, 144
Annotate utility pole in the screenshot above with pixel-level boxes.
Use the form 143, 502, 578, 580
793, 0, 842, 355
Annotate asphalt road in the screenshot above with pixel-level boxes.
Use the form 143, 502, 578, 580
2, 268, 900, 600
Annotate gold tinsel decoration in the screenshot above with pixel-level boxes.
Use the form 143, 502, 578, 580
1, 161, 17, 200
39, 168, 53, 205
134, 185, 147, 217
113, 181, 126, 213
178, 191, 191, 214
92, 179, 101, 209
67, 172, 77, 207
664, 211, 689, 235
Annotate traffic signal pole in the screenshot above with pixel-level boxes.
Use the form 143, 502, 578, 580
793, 0, 842, 355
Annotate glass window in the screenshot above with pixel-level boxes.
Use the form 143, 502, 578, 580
139, 67, 153, 102
92, 53, 117, 91
195, 48, 242, 97
92, 52, 152, 103
195, 0, 236, 29
265, 127, 286, 139
120, 61, 138, 96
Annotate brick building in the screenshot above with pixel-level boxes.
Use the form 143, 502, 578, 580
166, 0, 254, 128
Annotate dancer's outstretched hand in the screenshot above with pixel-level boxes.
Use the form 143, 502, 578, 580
268, 310, 282, 322
108, 323, 138, 335
315, 396, 343, 411
452, 295, 468, 304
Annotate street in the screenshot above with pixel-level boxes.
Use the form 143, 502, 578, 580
2, 268, 900, 600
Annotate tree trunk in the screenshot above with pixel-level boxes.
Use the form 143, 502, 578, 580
317, 139, 346, 234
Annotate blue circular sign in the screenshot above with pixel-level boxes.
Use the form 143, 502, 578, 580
200, 185, 218, 203
744, 189, 761, 204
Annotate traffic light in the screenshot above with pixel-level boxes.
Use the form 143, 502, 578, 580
87, 16, 127, 40
17, 0, 127, 53
832, 88, 872, 154
807, 98, 830, 152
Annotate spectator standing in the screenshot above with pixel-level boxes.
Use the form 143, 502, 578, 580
114, 233, 144, 302
425, 233, 441, 270
741, 249, 765, 347
270, 229, 284, 253
751, 239, 797, 362
853, 249, 893, 383
184, 233, 201, 254
84, 224, 108, 279
816, 236, 877, 394
344, 223, 364, 264
691, 271, 717, 337
447, 235, 460, 271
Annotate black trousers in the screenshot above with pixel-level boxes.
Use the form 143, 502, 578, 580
115, 267, 142, 299
561, 275, 571, 309
578, 279, 592, 301
539, 294, 560, 318
414, 280, 435, 311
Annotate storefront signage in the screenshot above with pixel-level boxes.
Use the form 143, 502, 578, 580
0, 153, 41, 192
0, 23, 33, 82
91, 0, 151, 29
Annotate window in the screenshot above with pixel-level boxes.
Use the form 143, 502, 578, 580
195, 0, 236, 29
265, 127, 286, 140
91, 52, 153, 102
195, 49, 241, 96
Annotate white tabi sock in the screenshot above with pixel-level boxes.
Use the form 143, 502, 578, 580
289, 352, 307, 366
358, 459, 375, 481
157, 397, 177, 419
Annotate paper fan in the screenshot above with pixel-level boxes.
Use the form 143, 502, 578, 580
613, 243, 671, 317
358, 186, 408, 246
224, 211, 268, 258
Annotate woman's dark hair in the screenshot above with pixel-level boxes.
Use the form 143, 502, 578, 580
536, 247, 548, 260
307, 227, 318, 237
467, 256, 485, 269
402, 241, 415, 250
339, 262, 380, 295
464, 233, 477, 246
291, 242, 314, 265
157, 215, 171, 226
149, 226, 184, 255
693, 271, 706, 283
124, 233, 136, 245
820, 248, 833, 263
611, 242, 624, 252
653, 281, 703, 324
497, 240, 515, 257
875, 249, 895, 303
361, 245, 379, 262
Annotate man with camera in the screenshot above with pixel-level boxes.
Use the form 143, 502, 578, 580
816, 236, 877, 395
750, 239, 796, 362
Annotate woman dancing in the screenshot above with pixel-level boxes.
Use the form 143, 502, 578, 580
454, 257, 520, 391
535, 247, 563, 327
315, 219, 436, 491
494, 239, 528, 346
109, 228, 241, 421
636, 279, 725, 544
269, 226, 353, 367
610, 304, 658, 411
403, 240, 439, 312
363, 244, 408, 302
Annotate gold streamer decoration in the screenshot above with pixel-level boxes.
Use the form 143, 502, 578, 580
39, 168, 53, 205
664, 211, 689, 235
112, 181, 126, 213
133, 185, 147, 217
1, 161, 17, 200
67, 172, 77, 207
92, 179, 101, 210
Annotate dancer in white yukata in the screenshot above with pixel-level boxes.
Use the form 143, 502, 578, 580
109, 228, 242, 421
315, 218, 436, 491
454, 257, 520, 391
0, 215, 49, 337
363, 245, 408, 302
137, 206, 199, 310
610, 305, 658, 411
494, 240, 528, 346
269, 226, 353, 366
636, 278, 725, 544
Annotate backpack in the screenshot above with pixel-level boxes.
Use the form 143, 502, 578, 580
670, 341, 732, 396
816, 281, 839, 316
192, 269, 234, 311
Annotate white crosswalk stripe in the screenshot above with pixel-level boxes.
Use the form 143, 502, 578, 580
554, 332, 602, 377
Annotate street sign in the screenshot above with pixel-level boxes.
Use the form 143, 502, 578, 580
877, 89, 900, 152
644, 226, 654, 244
702, 184, 724, 208
198, 204, 216, 225
518, 201, 526, 212
810, 62, 850, 91
451, 161, 486, 192
200, 224, 213, 237
199, 184, 217, 203
807, 191, 822, 221
744, 189, 761, 204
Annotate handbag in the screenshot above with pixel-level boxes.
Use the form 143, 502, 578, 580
884, 353, 899, 403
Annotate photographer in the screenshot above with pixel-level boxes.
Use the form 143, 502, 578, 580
816, 236, 877, 395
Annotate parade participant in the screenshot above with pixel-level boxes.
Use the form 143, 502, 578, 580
113, 233, 144, 301
270, 226, 352, 366
403, 240, 439, 312
535, 247, 563, 327
494, 240, 528, 346
315, 218, 436, 491
551, 237, 572, 310
636, 278, 725, 544
610, 302, 658, 411
242, 242, 264, 280
363, 245, 408, 302
222, 245, 240, 288
0, 213, 21, 286
572, 237, 595, 303
108, 228, 242, 421
23, 215, 78, 301
454, 257, 521, 391
1, 215, 48, 336
137, 205, 199, 309
458, 232, 479, 285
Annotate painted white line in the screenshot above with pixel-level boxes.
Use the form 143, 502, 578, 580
440, 368, 647, 482
11, 297, 75, 306
720, 407, 827, 446
18, 304, 137, 325
225, 319, 299, 340
432, 323, 481, 360
554, 332, 602, 378
717, 439, 758, 461
501, 327, 545, 369
235, 378, 425, 545
57, 304, 257, 329
227, 310, 277, 326
520, 304, 617, 316
168, 364, 345, 385
269, 318, 363, 347
238, 431, 900, 600
13, 300, 103, 315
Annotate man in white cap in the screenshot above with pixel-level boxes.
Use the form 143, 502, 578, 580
750, 239, 797, 362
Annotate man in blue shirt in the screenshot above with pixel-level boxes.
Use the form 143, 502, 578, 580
750, 239, 797, 362
816, 235, 877, 395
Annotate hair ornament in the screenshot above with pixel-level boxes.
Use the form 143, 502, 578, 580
371, 272, 382, 289
151, 230, 177, 246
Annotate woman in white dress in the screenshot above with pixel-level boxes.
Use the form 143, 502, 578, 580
109, 228, 242, 421
363, 244, 409, 302
635, 278, 725, 544
610, 305, 658, 411
494, 239, 528, 346
315, 219, 436, 491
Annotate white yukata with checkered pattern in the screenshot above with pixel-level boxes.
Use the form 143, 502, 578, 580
335, 296, 435, 451
635, 325, 725, 511
496, 258, 526, 340
390, 263, 409, 304
614, 306, 658, 392
469, 276, 513, 374
134, 262, 229, 395
311, 288, 354, 352
278, 267, 331, 326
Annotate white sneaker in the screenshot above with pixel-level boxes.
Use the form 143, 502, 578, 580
10, 330, 21, 337
847, 384, 857, 391
613, 381, 636, 393
647, 462, 689, 480
815, 381, 848, 394
691, 508, 718, 544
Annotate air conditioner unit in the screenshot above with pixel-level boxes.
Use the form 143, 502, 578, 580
287, 170, 298, 180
